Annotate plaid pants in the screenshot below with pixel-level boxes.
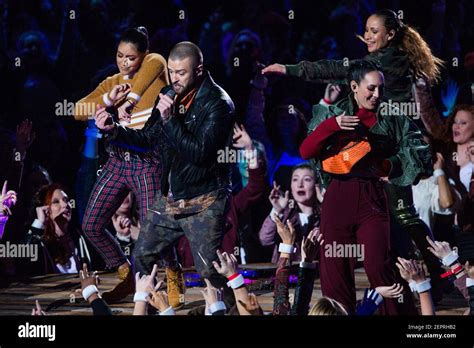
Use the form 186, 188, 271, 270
82, 155, 160, 268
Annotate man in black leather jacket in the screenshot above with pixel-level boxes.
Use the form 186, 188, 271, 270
95, 41, 236, 310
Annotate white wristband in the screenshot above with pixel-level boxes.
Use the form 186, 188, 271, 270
466, 278, 474, 288
319, 98, 331, 106
32, 219, 45, 230
227, 274, 245, 289
128, 92, 141, 103
367, 289, 384, 306
373, 291, 383, 306
159, 306, 175, 316
133, 291, 149, 303
409, 280, 418, 293
416, 279, 431, 293
270, 208, 284, 222
209, 301, 226, 314
278, 243, 296, 254
299, 261, 316, 269
102, 93, 114, 107
442, 250, 459, 267
82, 285, 99, 301
433, 169, 445, 178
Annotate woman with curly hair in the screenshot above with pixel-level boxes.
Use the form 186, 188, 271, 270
416, 102, 474, 259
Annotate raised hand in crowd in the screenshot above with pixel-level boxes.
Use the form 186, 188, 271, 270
301, 227, 323, 263
269, 181, 289, 215
465, 261, 474, 279
396, 257, 435, 315
212, 250, 254, 315
426, 236, 460, 267
213, 250, 239, 278
433, 152, 445, 171
355, 283, 403, 315
31, 300, 46, 316
396, 258, 426, 284
232, 124, 253, 150
200, 279, 225, 315
467, 140, 474, 164
274, 216, 296, 247
112, 215, 132, 235
324, 83, 342, 104
78, 263, 112, 315
147, 288, 172, 314
15, 119, 36, 157
0, 181, 17, 227
375, 283, 404, 299
79, 263, 100, 304
133, 264, 159, 315
237, 292, 263, 315
315, 183, 326, 204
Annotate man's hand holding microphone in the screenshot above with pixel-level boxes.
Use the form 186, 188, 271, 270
156, 89, 177, 123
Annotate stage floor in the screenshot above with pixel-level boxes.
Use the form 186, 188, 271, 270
0, 265, 468, 315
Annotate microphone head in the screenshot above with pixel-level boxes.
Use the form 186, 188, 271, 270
165, 88, 176, 99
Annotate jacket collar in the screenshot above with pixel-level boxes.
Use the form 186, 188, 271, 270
335, 93, 383, 124
192, 70, 214, 106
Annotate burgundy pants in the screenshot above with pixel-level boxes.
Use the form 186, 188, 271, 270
319, 177, 414, 315
82, 155, 160, 268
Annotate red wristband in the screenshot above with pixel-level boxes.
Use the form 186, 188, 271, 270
440, 264, 464, 279
323, 98, 332, 105
227, 273, 240, 281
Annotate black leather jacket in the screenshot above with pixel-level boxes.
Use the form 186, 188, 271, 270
107, 71, 235, 199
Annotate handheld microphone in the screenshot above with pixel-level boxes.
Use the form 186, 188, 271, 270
165, 87, 176, 99
158, 87, 177, 121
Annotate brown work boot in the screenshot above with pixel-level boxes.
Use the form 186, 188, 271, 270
102, 262, 134, 303
165, 265, 185, 310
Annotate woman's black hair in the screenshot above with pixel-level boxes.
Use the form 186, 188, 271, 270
348, 59, 383, 84
119, 26, 149, 52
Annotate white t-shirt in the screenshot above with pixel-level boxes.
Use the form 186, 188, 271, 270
460, 162, 474, 192
56, 255, 78, 274
412, 175, 461, 230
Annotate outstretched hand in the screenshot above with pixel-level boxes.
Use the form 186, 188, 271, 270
261, 63, 287, 75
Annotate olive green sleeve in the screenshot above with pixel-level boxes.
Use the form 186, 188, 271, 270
285, 59, 349, 83
386, 115, 433, 186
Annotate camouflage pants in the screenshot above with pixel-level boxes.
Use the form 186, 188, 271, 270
133, 189, 230, 287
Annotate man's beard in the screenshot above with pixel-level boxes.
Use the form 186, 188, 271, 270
174, 74, 203, 96
174, 83, 191, 96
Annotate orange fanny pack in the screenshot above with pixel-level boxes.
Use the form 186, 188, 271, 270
322, 139, 371, 174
